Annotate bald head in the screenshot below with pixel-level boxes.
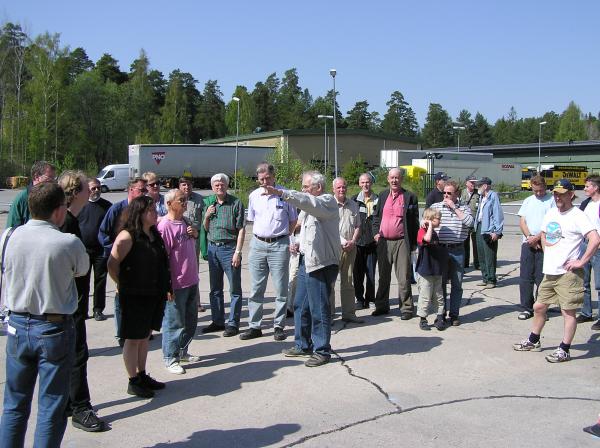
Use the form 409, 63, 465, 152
387, 168, 403, 192
333, 177, 347, 202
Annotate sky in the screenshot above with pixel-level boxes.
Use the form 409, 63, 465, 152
2, 0, 599, 127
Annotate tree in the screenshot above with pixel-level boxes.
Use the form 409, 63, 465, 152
421, 103, 453, 148
95, 53, 127, 84
225, 85, 254, 135
278, 68, 309, 129
456, 109, 474, 146
195, 79, 226, 139
381, 91, 418, 137
158, 72, 188, 143
64, 47, 93, 83
470, 112, 493, 146
346, 100, 380, 130
555, 101, 587, 142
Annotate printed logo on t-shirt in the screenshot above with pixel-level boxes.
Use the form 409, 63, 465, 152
545, 221, 562, 246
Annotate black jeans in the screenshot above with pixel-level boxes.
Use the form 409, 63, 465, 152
353, 243, 377, 303
69, 276, 92, 413
463, 230, 479, 269
80, 251, 108, 316
519, 243, 544, 312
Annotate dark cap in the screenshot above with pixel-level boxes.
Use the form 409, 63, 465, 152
465, 175, 477, 181
434, 172, 449, 181
476, 177, 492, 185
552, 178, 575, 193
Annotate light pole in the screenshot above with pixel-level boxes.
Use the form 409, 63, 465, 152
329, 68, 338, 176
232, 96, 240, 189
452, 125, 465, 152
538, 121, 547, 173
317, 114, 333, 173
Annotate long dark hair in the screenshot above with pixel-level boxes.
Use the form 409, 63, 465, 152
118, 196, 156, 237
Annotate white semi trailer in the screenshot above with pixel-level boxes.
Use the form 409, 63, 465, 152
128, 144, 273, 187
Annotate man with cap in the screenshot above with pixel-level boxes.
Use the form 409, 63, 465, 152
474, 177, 504, 288
460, 175, 480, 269
425, 172, 449, 208
514, 179, 599, 363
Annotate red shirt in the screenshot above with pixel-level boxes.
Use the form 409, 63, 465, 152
380, 190, 404, 239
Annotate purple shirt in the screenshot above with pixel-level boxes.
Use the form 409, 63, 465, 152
157, 218, 199, 290
247, 185, 298, 238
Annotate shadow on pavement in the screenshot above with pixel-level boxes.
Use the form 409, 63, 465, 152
336, 335, 442, 361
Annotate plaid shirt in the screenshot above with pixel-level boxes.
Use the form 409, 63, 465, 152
205, 194, 245, 243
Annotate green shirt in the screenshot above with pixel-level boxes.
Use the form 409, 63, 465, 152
205, 194, 245, 243
6, 188, 30, 229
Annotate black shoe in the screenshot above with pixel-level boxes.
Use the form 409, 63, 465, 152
451, 318, 461, 327
305, 353, 330, 367
202, 322, 225, 334
282, 346, 312, 357
401, 312, 413, 321
93, 311, 107, 321
419, 318, 429, 330
223, 326, 239, 337
127, 378, 154, 399
286, 309, 294, 318
117, 338, 125, 348
591, 320, 600, 331
434, 316, 446, 331
139, 371, 165, 390
239, 328, 263, 340
71, 409, 107, 432
371, 308, 389, 316
576, 314, 593, 323
342, 316, 365, 324
274, 327, 287, 341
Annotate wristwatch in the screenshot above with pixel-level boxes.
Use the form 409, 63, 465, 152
235, 250, 242, 254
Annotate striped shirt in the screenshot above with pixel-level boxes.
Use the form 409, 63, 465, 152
430, 201, 473, 244
205, 194, 245, 243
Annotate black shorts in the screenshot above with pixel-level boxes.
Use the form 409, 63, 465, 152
119, 293, 165, 340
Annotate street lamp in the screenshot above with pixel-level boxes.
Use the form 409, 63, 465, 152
452, 125, 466, 152
317, 115, 334, 173
232, 96, 240, 189
538, 121, 547, 173
329, 68, 338, 177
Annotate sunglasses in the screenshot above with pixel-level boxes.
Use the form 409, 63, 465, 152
443, 191, 454, 195
90, 186, 100, 191
148, 182, 160, 188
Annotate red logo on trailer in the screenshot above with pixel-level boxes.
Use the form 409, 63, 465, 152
152, 152, 165, 165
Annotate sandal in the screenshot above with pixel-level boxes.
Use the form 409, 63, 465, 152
518, 310, 533, 320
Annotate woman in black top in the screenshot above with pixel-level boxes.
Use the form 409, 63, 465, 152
108, 196, 171, 399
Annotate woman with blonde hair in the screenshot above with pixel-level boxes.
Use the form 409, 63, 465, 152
142, 171, 167, 217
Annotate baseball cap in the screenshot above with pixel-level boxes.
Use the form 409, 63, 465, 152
552, 179, 575, 193
433, 172, 449, 181
476, 177, 492, 185
465, 175, 477, 181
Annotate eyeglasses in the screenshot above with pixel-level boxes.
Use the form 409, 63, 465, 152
443, 191, 454, 195
90, 186, 100, 191
148, 182, 160, 188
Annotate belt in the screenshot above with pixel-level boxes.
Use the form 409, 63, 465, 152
9, 311, 69, 323
209, 241, 236, 247
255, 234, 287, 243
440, 242, 463, 248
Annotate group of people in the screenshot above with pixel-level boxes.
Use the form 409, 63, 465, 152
1, 159, 600, 447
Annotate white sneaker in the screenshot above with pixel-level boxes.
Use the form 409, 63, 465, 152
180, 353, 201, 363
166, 362, 185, 374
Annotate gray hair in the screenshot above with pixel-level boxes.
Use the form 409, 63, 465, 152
142, 171, 158, 183
332, 177, 346, 188
256, 162, 275, 176
211, 173, 229, 186
303, 171, 326, 190
164, 188, 180, 204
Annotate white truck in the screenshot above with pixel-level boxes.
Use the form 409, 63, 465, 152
96, 164, 132, 192
128, 144, 273, 187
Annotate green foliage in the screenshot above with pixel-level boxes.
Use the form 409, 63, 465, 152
341, 154, 368, 185
266, 140, 305, 190
421, 103, 453, 148
555, 101, 587, 141
381, 91, 419, 137
225, 86, 254, 135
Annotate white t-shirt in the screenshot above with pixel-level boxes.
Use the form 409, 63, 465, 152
583, 199, 600, 232
542, 207, 595, 275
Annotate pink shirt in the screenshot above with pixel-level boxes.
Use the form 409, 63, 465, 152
157, 218, 199, 290
380, 190, 404, 240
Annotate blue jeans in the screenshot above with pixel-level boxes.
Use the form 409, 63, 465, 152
582, 246, 600, 318
208, 242, 242, 328
443, 246, 465, 319
0, 314, 75, 448
162, 285, 199, 366
293, 257, 338, 357
247, 236, 290, 329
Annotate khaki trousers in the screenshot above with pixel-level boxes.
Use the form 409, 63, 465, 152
330, 248, 357, 318
374, 238, 413, 313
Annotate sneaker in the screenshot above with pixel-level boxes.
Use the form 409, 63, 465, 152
576, 314, 593, 324
71, 409, 107, 432
239, 328, 263, 340
223, 326, 239, 337
419, 318, 430, 331
450, 317, 461, 327
180, 353, 201, 363
127, 379, 154, 398
166, 362, 186, 374
305, 353, 330, 367
202, 322, 225, 334
282, 346, 312, 357
93, 311, 107, 321
274, 327, 287, 341
513, 339, 541, 351
476, 281, 488, 287
139, 371, 165, 390
434, 316, 446, 331
545, 347, 571, 363
591, 320, 600, 331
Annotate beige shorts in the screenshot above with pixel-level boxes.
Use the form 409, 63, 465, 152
536, 269, 584, 310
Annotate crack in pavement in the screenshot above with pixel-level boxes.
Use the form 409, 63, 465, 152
281, 393, 600, 447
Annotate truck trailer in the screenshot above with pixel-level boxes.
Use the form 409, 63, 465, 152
128, 144, 274, 187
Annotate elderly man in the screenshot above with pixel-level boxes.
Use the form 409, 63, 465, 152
158, 189, 200, 375
461, 175, 480, 269
425, 172, 449, 208
0, 183, 89, 447
372, 168, 419, 319
517, 175, 555, 320
514, 179, 599, 363
98, 177, 148, 345
352, 173, 379, 309
331, 177, 362, 323
78, 178, 112, 321
263, 171, 339, 367
202, 174, 245, 337
6, 160, 56, 229
430, 179, 473, 326
474, 177, 504, 288
240, 163, 297, 341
